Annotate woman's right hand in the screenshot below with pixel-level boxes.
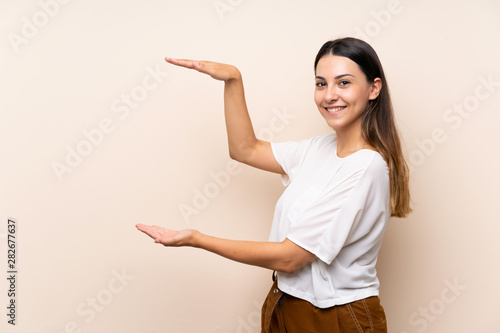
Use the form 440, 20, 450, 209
165, 57, 241, 82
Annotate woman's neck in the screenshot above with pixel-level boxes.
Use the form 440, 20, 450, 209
335, 123, 375, 158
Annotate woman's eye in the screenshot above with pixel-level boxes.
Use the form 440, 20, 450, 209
339, 80, 350, 86
315, 82, 326, 87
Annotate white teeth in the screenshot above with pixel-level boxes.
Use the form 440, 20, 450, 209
326, 106, 345, 112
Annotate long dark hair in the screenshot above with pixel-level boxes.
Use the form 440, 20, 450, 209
314, 37, 412, 218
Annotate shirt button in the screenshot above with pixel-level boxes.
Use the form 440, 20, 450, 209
273, 289, 279, 293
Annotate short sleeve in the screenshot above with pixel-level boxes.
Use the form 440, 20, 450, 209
285, 153, 390, 265
271, 137, 317, 186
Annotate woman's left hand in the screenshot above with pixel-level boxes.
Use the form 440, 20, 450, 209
136, 224, 197, 247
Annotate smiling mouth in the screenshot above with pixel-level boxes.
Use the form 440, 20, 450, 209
325, 106, 346, 113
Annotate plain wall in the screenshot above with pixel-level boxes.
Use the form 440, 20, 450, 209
1, 0, 499, 332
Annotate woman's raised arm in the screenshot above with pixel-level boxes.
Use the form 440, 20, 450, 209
165, 57, 284, 174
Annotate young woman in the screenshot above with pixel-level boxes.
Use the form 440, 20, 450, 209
136, 37, 412, 332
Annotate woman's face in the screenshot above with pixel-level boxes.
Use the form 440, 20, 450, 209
314, 54, 380, 132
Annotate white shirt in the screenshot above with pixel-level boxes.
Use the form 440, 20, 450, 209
269, 133, 391, 308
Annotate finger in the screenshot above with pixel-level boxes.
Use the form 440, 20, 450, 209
136, 223, 154, 232
136, 224, 160, 239
135, 223, 148, 232
165, 57, 199, 70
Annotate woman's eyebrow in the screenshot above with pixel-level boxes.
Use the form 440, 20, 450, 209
315, 74, 355, 80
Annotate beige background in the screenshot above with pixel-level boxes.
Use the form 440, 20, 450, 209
1, 0, 499, 332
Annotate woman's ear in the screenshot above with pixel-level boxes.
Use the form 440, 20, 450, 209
369, 78, 382, 100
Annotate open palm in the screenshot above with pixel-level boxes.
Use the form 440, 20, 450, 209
164, 57, 240, 82
136, 224, 195, 247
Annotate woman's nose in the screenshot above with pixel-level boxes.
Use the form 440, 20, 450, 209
324, 87, 339, 102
